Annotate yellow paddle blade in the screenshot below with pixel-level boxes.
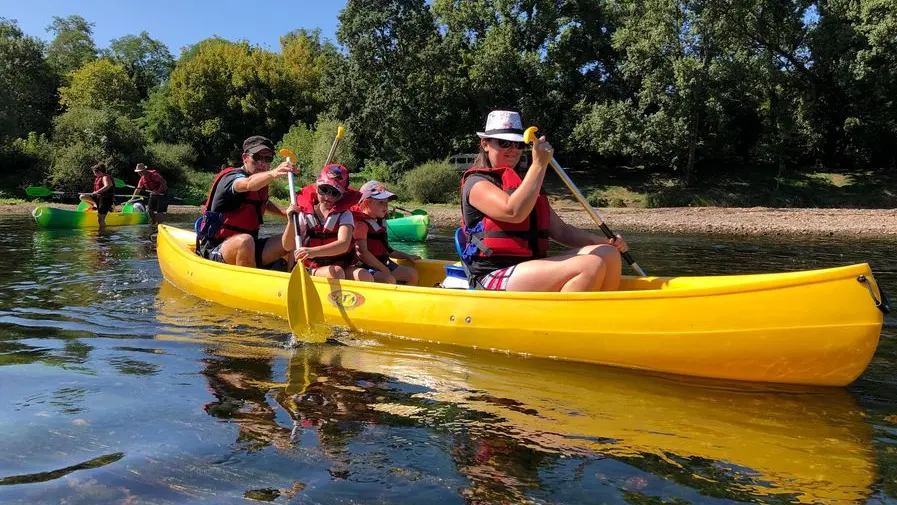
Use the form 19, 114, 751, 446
335, 126, 344, 140
286, 263, 329, 344
523, 126, 539, 145
279, 148, 296, 163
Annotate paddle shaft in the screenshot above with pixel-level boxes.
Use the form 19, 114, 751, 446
545, 157, 646, 277
324, 126, 345, 166
287, 172, 311, 325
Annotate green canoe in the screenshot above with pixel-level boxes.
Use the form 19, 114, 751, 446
32, 205, 149, 229
385, 210, 429, 242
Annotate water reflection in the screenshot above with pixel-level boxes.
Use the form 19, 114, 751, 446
1, 214, 894, 504
153, 283, 876, 504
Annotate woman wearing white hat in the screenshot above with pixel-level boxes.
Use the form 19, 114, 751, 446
459, 110, 628, 292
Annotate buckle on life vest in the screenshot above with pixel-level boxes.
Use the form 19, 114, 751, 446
196, 211, 225, 243
463, 221, 493, 259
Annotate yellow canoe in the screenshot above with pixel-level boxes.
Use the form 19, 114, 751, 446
157, 224, 886, 386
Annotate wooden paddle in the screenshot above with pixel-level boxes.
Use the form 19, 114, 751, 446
523, 126, 647, 277
325, 126, 345, 165
281, 148, 328, 344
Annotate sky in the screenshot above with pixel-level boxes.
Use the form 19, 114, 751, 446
3, 0, 347, 56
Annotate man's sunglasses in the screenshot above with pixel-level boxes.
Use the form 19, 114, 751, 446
250, 153, 274, 163
317, 185, 342, 198
492, 139, 526, 149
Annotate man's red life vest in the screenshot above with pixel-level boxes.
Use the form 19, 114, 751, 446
460, 166, 551, 260
297, 185, 360, 269
202, 167, 268, 240
351, 208, 392, 265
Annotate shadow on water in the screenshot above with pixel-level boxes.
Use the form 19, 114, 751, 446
0, 214, 896, 504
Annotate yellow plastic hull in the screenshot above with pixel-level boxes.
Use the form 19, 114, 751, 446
157, 225, 884, 386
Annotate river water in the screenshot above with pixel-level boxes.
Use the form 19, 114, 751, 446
1, 213, 895, 504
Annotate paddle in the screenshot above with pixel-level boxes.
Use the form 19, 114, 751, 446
26, 186, 66, 197
281, 148, 328, 344
325, 126, 345, 165
523, 126, 647, 277
390, 205, 428, 217
114, 178, 135, 189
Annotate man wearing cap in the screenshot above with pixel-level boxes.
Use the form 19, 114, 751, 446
196, 135, 297, 269
130, 163, 169, 224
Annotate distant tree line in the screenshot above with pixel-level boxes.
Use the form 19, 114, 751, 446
1, 0, 894, 196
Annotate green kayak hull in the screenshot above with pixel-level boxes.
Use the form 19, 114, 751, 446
32, 206, 150, 229
385, 213, 429, 242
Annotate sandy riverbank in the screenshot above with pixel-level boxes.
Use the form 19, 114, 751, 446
6, 202, 897, 236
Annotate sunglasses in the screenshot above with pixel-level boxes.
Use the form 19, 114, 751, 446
250, 153, 274, 163
317, 185, 342, 198
492, 139, 526, 150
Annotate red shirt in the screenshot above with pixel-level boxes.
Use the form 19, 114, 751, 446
137, 170, 168, 194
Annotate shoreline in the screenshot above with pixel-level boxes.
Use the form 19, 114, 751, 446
7, 202, 897, 237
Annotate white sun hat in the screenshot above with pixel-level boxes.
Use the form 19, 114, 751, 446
476, 110, 525, 142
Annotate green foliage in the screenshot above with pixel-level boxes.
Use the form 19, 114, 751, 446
165, 37, 328, 167
273, 117, 360, 186
59, 59, 140, 116
103, 31, 174, 99
45, 15, 97, 78
401, 160, 459, 203
325, 0, 469, 170
49, 107, 146, 192
171, 167, 215, 205
145, 142, 196, 186
0, 19, 58, 141
0, 132, 52, 189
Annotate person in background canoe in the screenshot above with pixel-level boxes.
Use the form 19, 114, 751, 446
195, 135, 294, 268
352, 180, 420, 285
281, 164, 374, 281
460, 110, 628, 292
80, 162, 115, 232
129, 163, 168, 224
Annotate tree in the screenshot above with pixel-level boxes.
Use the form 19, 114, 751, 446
45, 15, 97, 78
59, 59, 140, 116
325, 0, 468, 169
0, 18, 57, 141
104, 31, 175, 99
49, 107, 147, 192
165, 38, 315, 167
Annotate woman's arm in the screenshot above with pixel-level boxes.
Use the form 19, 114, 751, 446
468, 137, 553, 224
547, 208, 608, 248
548, 208, 629, 252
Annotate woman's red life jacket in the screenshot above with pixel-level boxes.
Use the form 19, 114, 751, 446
297, 185, 360, 269
94, 175, 113, 195
202, 167, 268, 240
460, 166, 551, 260
351, 208, 392, 265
